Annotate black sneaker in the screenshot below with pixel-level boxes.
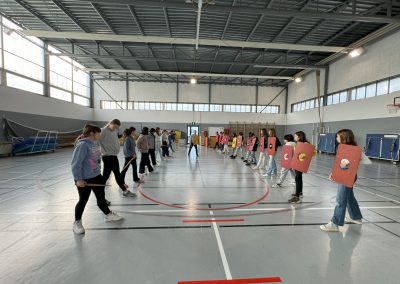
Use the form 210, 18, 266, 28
106, 199, 111, 206
245, 163, 251, 166
243, 160, 248, 163
291, 193, 303, 198
288, 196, 301, 203
231, 156, 236, 159
241, 157, 244, 160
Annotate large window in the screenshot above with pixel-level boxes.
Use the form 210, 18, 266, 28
100, 100, 280, 113
6, 73, 43, 95
292, 97, 322, 112
2, 18, 45, 83
0, 16, 91, 106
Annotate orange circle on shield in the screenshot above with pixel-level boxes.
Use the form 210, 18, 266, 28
298, 153, 306, 162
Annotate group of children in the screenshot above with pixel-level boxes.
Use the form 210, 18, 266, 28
216, 127, 364, 232
71, 120, 363, 234
71, 119, 176, 235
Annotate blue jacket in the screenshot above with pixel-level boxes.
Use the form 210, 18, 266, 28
123, 136, 137, 157
71, 139, 102, 180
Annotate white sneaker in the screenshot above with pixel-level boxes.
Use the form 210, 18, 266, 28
122, 190, 137, 197
345, 217, 362, 225
291, 181, 296, 186
252, 166, 259, 170
272, 183, 281, 188
104, 211, 123, 222
263, 173, 271, 177
73, 220, 85, 235
320, 221, 340, 232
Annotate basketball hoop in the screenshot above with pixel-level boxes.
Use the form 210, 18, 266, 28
387, 104, 400, 114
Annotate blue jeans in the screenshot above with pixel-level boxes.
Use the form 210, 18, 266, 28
331, 182, 362, 226
265, 155, 277, 175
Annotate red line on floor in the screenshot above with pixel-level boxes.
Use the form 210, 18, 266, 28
137, 186, 270, 211
178, 276, 282, 284
182, 219, 244, 223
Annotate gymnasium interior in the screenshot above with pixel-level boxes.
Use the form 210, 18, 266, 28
0, 0, 400, 283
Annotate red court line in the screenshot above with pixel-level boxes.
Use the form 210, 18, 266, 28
178, 277, 282, 284
137, 186, 270, 211
182, 219, 244, 223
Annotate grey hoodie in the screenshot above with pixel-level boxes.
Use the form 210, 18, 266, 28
71, 139, 101, 180
99, 126, 120, 156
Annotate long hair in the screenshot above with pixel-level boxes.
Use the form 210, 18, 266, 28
268, 128, 276, 137
261, 128, 267, 136
336, 129, 357, 146
295, 131, 309, 143
83, 124, 101, 137
123, 128, 132, 137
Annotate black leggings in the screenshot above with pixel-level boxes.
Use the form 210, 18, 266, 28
121, 156, 139, 183
295, 170, 303, 196
102, 155, 125, 190
75, 175, 111, 221
149, 149, 157, 165
188, 143, 198, 155
139, 152, 154, 174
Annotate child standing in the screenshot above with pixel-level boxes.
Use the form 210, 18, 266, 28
161, 130, 170, 158
252, 128, 268, 170
154, 127, 162, 164
246, 133, 259, 166
243, 132, 253, 162
215, 132, 220, 149
148, 128, 158, 167
272, 134, 296, 188
263, 128, 282, 177
320, 129, 363, 232
136, 127, 154, 181
121, 128, 140, 186
71, 125, 123, 235
100, 119, 135, 200
188, 130, 199, 157
288, 131, 309, 203
222, 132, 230, 154
231, 133, 237, 157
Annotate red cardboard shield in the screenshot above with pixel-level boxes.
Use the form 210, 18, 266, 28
259, 137, 265, 152
280, 145, 293, 169
266, 137, 276, 156
331, 144, 362, 188
290, 142, 315, 173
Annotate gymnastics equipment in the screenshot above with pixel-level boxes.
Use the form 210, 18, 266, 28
317, 133, 336, 154
3, 117, 82, 155
365, 134, 400, 164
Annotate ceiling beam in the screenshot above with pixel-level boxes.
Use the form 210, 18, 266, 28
51, 52, 325, 69
83, 68, 293, 80
21, 30, 346, 53
14, 0, 115, 72
127, 5, 161, 70
72, 0, 400, 24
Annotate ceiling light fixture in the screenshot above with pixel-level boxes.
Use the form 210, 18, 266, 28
295, 77, 302, 83
190, 76, 197, 84
349, 47, 364, 58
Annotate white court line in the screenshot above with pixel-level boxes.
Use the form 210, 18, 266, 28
1, 206, 400, 215
210, 211, 232, 280
310, 171, 400, 205
310, 163, 400, 188
0, 171, 41, 184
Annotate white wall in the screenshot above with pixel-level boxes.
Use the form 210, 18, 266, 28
287, 90, 400, 125
286, 30, 400, 123
129, 82, 176, 102
94, 81, 287, 113
328, 31, 400, 93
94, 109, 286, 125
93, 80, 126, 109
179, 83, 209, 103
0, 85, 92, 120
